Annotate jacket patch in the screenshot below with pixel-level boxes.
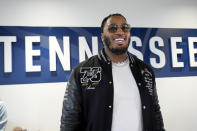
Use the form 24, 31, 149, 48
80, 67, 102, 89
141, 68, 153, 96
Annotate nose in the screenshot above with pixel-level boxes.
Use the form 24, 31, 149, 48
115, 27, 124, 35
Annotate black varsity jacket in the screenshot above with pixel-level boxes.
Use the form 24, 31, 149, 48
60, 49, 165, 131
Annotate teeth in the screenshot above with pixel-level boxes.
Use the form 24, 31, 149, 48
115, 38, 124, 43
115, 38, 124, 41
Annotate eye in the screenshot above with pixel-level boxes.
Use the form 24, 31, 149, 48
121, 24, 131, 32
108, 24, 118, 33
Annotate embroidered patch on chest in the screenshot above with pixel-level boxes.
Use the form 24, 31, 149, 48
80, 67, 102, 89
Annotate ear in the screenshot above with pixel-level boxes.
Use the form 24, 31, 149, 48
101, 33, 104, 42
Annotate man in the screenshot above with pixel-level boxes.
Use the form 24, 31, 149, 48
0, 101, 8, 131
61, 13, 165, 131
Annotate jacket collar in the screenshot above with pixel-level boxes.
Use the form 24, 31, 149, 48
98, 49, 109, 63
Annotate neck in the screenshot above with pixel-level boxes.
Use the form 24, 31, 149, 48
104, 48, 128, 63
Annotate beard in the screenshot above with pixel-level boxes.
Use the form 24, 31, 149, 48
104, 35, 130, 55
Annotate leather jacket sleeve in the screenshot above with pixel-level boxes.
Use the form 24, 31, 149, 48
60, 70, 82, 131
152, 76, 165, 131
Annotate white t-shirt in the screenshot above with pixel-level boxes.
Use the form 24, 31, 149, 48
111, 59, 143, 131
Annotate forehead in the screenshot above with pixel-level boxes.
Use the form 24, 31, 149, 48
106, 16, 127, 25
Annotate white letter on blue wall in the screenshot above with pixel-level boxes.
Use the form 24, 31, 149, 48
25, 36, 41, 72
49, 36, 70, 71
149, 36, 166, 68
0, 36, 16, 73
188, 37, 197, 67
79, 37, 98, 62
128, 36, 143, 60
170, 37, 184, 68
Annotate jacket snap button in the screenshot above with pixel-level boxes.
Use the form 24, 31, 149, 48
108, 105, 112, 108
138, 83, 141, 86
143, 105, 146, 110
109, 81, 112, 84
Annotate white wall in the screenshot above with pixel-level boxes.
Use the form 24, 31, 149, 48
0, 0, 197, 130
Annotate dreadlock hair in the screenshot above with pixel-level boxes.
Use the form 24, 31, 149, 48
101, 13, 127, 33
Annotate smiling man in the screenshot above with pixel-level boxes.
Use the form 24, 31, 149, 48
60, 13, 165, 131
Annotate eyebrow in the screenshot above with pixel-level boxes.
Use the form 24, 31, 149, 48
108, 23, 128, 25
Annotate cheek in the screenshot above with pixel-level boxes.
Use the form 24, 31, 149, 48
127, 33, 130, 38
